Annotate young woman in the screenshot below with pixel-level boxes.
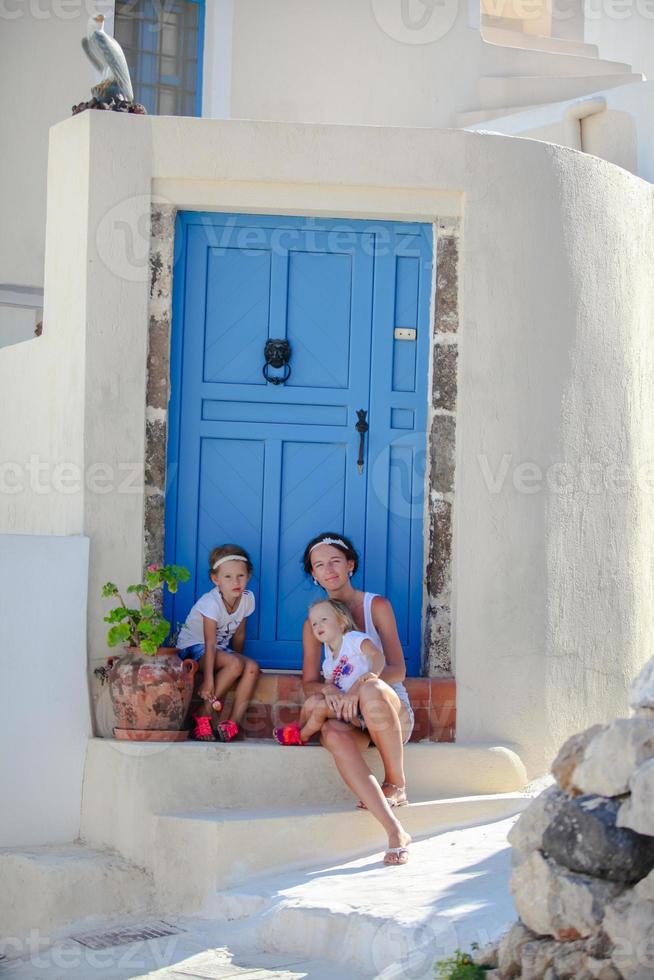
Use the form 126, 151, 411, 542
301, 532, 415, 865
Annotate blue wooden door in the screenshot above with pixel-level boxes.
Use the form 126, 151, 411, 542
166, 213, 432, 673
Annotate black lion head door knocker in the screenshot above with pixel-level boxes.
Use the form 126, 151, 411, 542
263, 338, 292, 385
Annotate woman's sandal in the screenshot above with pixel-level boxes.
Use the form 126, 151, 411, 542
191, 713, 215, 741
214, 720, 239, 742
357, 781, 409, 810
273, 722, 305, 746
383, 846, 410, 866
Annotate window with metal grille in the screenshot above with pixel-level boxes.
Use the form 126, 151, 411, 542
114, 0, 204, 116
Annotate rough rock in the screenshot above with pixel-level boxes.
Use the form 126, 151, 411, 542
573, 718, 654, 797
585, 959, 623, 980
473, 940, 499, 968
630, 657, 654, 711
604, 887, 654, 979
520, 937, 559, 978
617, 758, 654, 837
542, 794, 654, 884
511, 851, 626, 939
498, 920, 541, 977
552, 725, 605, 796
508, 785, 569, 860
552, 940, 594, 978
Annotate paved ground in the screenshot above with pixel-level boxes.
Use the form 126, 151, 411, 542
1, 815, 521, 980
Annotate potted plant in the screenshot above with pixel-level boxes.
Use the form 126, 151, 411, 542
100, 563, 196, 741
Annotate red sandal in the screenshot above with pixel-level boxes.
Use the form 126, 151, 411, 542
215, 720, 239, 742
191, 713, 214, 741
273, 722, 305, 746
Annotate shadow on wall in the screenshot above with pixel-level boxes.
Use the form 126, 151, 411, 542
582, 109, 639, 177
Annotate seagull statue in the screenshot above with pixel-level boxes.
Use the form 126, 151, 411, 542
82, 13, 134, 103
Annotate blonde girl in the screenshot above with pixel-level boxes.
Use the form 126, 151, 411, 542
274, 598, 385, 745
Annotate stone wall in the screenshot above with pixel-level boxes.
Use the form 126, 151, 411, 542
479, 659, 654, 979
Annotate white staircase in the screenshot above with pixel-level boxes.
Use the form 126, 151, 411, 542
78, 738, 529, 916
1, 738, 530, 942
458, 27, 645, 127
0, 844, 154, 941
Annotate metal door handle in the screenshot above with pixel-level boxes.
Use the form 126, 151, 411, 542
355, 410, 368, 475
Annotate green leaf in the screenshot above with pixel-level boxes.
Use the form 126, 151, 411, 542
101, 582, 119, 598
126, 583, 147, 595
141, 604, 155, 619
107, 623, 131, 647
140, 639, 158, 655
103, 607, 131, 624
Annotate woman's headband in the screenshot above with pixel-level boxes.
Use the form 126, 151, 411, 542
213, 554, 248, 570
309, 537, 348, 554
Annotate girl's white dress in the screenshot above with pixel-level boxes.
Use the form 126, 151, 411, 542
322, 630, 375, 693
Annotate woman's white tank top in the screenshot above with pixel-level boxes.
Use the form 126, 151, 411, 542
363, 593, 411, 708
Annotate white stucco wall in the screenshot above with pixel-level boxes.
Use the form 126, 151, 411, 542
585, 6, 653, 80
0, 1, 113, 292
227, 0, 483, 128
15, 112, 652, 774
0, 534, 91, 847
465, 82, 654, 183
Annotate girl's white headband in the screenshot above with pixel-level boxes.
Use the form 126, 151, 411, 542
213, 554, 248, 570
309, 537, 347, 553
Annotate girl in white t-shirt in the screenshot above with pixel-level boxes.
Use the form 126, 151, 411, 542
273, 599, 385, 745
177, 544, 259, 742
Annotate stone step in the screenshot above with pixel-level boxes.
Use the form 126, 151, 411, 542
479, 72, 644, 109
481, 25, 599, 59
0, 843, 154, 941
80, 738, 528, 871
220, 816, 521, 978
152, 794, 531, 910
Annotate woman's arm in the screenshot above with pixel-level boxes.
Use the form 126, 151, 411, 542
372, 597, 407, 686
360, 638, 385, 677
302, 618, 324, 696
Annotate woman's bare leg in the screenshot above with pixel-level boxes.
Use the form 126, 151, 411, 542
320, 720, 410, 854
358, 680, 408, 793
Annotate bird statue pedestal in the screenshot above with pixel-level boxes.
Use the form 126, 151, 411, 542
76, 12, 145, 116
72, 97, 146, 116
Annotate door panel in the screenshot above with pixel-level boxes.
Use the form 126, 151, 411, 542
166, 213, 432, 672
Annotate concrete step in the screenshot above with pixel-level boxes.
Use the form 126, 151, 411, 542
479, 72, 644, 109
152, 794, 531, 910
481, 43, 633, 78
223, 816, 521, 979
482, 24, 599, 58
80, 738, 528, 871
0, 843, 154, 940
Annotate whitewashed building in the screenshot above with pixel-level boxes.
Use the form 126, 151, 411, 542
2, 0, 654, 951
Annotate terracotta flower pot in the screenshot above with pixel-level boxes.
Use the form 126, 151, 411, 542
107, 647, 198, 741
